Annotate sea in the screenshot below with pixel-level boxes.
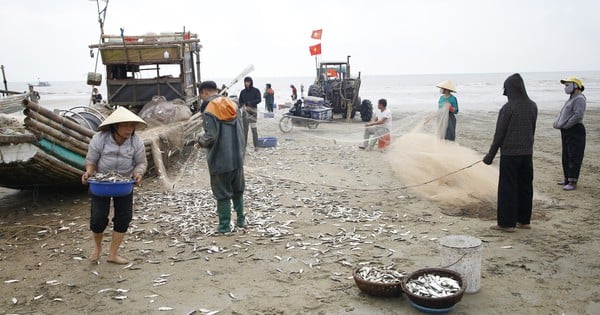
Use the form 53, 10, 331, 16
6, 71, 599, 114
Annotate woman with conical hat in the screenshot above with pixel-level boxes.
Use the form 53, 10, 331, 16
436, 80, 459, 141
81, 106, 148, 264
553, 76, 587, 191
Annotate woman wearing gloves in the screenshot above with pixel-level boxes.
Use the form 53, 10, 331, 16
553, 77, 586, 191
483, 73, 537, 232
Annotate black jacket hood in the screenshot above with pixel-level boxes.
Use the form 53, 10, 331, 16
244, 76, 254, 89
503, 73, 530, 101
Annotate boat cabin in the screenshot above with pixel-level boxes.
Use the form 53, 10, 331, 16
89, 32, 202, 111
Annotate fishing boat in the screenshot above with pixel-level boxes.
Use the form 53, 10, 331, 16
0, 28, 205, 190
31, 80, 51, 87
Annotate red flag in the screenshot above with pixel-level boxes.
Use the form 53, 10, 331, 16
311, 29, 323, 40
309, 43, 322, 56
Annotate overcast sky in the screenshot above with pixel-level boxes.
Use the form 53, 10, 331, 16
1, 0, 599, 82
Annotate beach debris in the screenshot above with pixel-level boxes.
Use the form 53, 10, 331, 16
405, 273, 461, 298
355, 265, 405, 284
33, 294, 44, 301
158, 306, 174, 311
4, 279, 19, 284
112, 295, 128, 300
12, 297, 17, 304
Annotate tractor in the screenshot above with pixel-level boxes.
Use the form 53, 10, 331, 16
307, 56, 372, 122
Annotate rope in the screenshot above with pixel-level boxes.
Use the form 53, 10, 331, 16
246, 160, 482, 192
171, 146, 199, 189
1, 225, 55, 245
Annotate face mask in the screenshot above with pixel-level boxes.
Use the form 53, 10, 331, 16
564, 83, 576, 94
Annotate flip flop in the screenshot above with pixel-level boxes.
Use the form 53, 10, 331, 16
489, 224, 516, 232
516, 223, 531, 229
107, 256, 129, 265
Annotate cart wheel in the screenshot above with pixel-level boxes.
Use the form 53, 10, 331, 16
279, 116, 293, 133
307, 122, 319, 129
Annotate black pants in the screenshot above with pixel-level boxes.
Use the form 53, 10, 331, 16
210, 168, 245, 202
90, 193, 133, 233
560, 124, 586, 182
497, 155, 533, 227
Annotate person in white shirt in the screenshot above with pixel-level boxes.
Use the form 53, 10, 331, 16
359, 98, 392, 150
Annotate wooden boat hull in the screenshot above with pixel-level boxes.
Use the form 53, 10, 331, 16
0, 100, 201, 190
0, 143, 83, 189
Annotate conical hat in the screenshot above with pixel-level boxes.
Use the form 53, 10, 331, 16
436, 80, 457, 93
98, 106, 147, 131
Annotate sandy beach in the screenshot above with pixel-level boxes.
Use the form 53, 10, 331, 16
0, 108, 598, 314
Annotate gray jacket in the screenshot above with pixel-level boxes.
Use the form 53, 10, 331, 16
86, 131, 147, 177
553, 93, 586, 130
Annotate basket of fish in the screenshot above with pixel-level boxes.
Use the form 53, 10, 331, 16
401, 268, 466, 311
353, 265, 406, 297
87, 173, 135, 197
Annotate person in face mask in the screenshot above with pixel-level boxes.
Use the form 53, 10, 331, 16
553, 77, 587, 191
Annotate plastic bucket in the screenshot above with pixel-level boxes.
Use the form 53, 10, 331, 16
439, 235, 482, 293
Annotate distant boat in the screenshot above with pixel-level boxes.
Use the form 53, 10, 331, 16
29, 79, 50, 87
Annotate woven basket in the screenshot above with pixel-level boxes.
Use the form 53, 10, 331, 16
353, 268, 404, 297
401, 268, 466, 309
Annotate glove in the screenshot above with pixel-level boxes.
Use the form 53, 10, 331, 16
482, 154, 494, 165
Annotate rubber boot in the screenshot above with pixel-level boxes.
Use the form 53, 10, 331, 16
251, 127, 259, 149
233, 195, 245, 228
216, 200, 231, 233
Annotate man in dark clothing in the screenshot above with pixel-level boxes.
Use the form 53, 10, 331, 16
483, 73, 537, 232
238, 77, 261, 150
196, 81, 246, 233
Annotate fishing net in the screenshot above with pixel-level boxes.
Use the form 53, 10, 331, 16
137, 97, 198, 191
387, 112, 498, 218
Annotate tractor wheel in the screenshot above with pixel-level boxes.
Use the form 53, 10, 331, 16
341, 100, 357, 119
341, 110, 357, 119
360, 99, 373, 122
279, 116, 293, 133
308, 84, 321, 97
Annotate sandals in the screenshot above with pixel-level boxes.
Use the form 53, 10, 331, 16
489, 224, 516, 232
516, 223, 531, 229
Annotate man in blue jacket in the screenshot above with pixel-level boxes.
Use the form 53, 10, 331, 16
196, 81, 246, 233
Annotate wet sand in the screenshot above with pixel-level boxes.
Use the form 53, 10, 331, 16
0, 108, 599, 314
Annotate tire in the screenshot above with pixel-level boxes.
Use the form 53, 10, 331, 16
360, 99, 373, 122
341, 100, 356, 119
308, 84, 321, 97
307, 122, 318, 129
279, 116, 293, 133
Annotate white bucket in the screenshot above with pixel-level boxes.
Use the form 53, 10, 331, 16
439, 235, 482, 293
